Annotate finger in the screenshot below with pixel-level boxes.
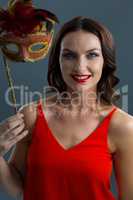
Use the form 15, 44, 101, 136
0, 114, 24, 134
1, 119, 24, 136
3, 122, 25, 141
8, 122, 26, 140
6, 118, 24, 132
7, 113, 24, 122
9, 130, 29, 145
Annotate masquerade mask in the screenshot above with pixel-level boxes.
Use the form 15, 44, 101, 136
0, 0, 59, 62
0, 27, 54, 62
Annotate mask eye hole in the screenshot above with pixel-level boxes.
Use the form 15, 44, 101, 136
4, 43, 19, 53
30, 42, 47, 52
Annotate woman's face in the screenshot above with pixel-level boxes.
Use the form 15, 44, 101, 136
59, 30, 104, 94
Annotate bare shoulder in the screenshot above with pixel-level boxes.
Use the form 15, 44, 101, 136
18, 93, 55, 139
109, 107, 133, 152
109, 107, 133, 199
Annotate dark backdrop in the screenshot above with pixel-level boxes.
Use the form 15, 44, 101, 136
0, 0, 132, 199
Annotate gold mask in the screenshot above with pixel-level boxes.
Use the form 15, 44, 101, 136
0, 0, 59, 62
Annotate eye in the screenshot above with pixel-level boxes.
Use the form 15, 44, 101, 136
4, 43, 19, 53
62, 52, 76, 59
30, 42, 47, 52
86, 52, 99, 59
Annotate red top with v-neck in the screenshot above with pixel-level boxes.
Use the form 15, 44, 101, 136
23, 98, 117, 200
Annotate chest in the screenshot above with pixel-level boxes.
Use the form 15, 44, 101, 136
43, 108, 115, 153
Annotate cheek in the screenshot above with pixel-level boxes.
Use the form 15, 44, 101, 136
99, 60, 104, 74
59, 58, 73, 74
92, 59, 104, 73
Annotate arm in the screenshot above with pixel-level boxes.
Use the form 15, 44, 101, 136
0, 155, 24, 199
112, 113, 133, 200
0, 102, 37, 198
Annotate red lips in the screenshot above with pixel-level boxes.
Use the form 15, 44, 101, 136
71, 74, 92, 83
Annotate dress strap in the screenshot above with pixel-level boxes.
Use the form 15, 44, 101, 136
37, 98, 44, 117
107, 106, 117, 120
105, 107, 117, 136
98, 106, 117, 130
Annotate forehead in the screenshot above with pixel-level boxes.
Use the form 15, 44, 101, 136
60, 30, 102, 51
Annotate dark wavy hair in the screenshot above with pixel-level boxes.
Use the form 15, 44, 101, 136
47, 16, 120, 106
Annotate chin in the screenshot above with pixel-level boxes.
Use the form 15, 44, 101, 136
66, 84, 94, 94
64, 77, 97, 93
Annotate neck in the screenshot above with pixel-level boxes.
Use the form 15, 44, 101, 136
57, 89, 100, 114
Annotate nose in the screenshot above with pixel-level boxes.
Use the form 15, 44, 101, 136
76, 56, 88, 70
79, 57, 86, 66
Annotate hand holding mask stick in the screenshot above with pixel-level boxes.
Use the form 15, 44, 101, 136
0, 0, 59, 113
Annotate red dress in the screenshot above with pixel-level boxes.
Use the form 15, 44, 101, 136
23, 99, 117, 200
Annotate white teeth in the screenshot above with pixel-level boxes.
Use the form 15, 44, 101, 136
73, 75, 90, 80
76, 77, 87, 80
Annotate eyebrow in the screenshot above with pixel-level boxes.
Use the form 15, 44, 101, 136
62, 48, 101, 53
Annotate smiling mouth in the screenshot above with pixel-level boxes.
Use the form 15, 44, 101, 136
71, 74, 92, 83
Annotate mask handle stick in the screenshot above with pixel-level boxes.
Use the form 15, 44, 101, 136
2, 54, 17, 114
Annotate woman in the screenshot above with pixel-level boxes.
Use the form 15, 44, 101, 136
0, 16, 133, 200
